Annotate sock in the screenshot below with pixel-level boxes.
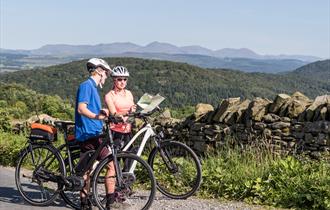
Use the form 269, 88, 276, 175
106, 193, 115, 205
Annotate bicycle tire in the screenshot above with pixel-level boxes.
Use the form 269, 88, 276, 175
60, 151, 81, 209
92, 152, 156, 210
15, 143, 66, 206
148, 140, 202, 199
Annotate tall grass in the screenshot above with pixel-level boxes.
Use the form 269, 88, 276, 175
199, 140, 330, 209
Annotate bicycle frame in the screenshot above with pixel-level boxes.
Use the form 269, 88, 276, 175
122, 123, 157, 173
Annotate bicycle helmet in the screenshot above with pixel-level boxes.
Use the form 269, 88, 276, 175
86, 58, 111, 73
111, 66, 130, 77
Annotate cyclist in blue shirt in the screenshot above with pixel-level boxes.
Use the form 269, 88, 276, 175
75, 58, 114, 210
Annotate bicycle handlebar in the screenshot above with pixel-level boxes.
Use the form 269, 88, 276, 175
102, 106, 161, 124
125, 106, 161, 118
104, 115, 124, 124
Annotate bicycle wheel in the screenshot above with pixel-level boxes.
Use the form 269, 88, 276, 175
148, 140, 202, 199
92, 152, 156, 210
60, 150, 81, 209
15, 143, 66, 206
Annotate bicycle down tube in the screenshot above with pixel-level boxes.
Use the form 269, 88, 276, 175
122, 123, 155, 173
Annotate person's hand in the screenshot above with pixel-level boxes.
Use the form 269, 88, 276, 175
130, 104, 137, 113
96, 108, 109, 120
116, 114, 125, 122
100, 108, 109, 116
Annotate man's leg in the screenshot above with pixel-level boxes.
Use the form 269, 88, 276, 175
81, 170, 92, 210
79, 138, 96, 210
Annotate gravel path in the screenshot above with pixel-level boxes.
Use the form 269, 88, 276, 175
0, 166, 277, 210
152, 196, 268, 210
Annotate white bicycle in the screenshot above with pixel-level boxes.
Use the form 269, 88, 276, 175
118, 107, 202, 199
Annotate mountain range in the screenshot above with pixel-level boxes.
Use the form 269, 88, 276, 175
1, 41, 321, 62
1, 42, 326, 74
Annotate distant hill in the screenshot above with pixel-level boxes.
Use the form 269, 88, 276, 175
1, 42, 322, 73
112, 52, 309, 73
288, 59, 330, 79
285, 59, 330, 90
1, 41, 321, 61
214, 48, 260, 59
1, 51, 310, 74
0, 58, 328, 107
31, 42, 141, 55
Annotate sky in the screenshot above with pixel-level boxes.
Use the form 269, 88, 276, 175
0, 0, 329, 58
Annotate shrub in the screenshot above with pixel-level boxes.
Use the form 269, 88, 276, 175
0, 110, 11, 132
0, 131, 26, 166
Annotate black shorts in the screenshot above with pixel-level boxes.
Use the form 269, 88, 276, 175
79, 136, 110, 161
112, 131, 132, 150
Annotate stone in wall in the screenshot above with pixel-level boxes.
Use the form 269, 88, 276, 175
213, 97, 240, 122
262, 113, 281, 123
305, 95, 330, 121
319, 106, 328, 121
278, 92, 311, 117
26, 114, 58, 125
194, 103, 214, 121
286, 92, 312, 118
225, 99, 251, 124
268, 93, 291, 113
245, 97, 272, 122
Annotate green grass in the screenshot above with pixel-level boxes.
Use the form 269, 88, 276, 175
199, 145, 330, 209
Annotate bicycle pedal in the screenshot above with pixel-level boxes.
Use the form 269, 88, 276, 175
114, 192, 126, 203
122, 188, 135, 196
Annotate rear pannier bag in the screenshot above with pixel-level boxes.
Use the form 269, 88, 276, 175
30, 123, 57, 141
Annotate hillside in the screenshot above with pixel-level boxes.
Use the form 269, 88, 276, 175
0, 52, 309, 73
0, 83, 73, 130
112, 53, 309, 73
0, 58, 329, 107
287, 59, 330, 81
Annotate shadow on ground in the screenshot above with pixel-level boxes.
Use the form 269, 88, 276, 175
0, 186, 69, 208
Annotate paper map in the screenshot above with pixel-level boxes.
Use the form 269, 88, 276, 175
137, 93, 165, 113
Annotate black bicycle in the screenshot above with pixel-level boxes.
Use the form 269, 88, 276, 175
15, 116, 156, 210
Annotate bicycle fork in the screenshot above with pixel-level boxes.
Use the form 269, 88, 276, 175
158, 144, 178, 173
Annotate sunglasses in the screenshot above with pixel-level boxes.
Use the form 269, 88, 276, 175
115, 78, 127, 82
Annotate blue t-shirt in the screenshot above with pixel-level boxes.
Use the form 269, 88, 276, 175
75, 77, 103, 141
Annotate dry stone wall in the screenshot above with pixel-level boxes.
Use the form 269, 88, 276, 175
156, 92, 330, 158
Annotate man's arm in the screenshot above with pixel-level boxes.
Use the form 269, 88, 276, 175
78, 102, 106, 120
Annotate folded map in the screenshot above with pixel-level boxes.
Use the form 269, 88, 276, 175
137, 93, 165, 113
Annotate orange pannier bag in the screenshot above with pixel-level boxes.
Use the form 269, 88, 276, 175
30, 123, 58, 141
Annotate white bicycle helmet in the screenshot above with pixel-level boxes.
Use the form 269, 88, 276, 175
111, 66, 130, 77
86, 58, 111, 73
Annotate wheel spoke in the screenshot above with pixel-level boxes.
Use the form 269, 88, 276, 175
150, 141, 202, 199
93, 153, 156, 210
15, 144, 64, 206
